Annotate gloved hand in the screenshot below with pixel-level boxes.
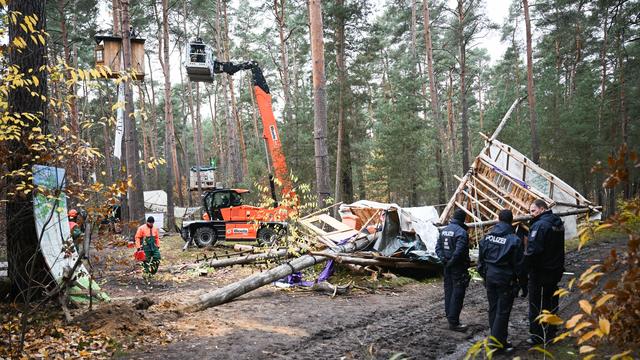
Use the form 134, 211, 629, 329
520, 285, 528, 298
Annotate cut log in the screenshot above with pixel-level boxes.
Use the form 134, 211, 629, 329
324, 253, 438, 270
207, 249, 289, 268
182, 234, 374, 312
310, 281, 351, 296
233, 244, 255, 251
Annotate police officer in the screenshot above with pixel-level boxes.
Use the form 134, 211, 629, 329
478, 209, 525, 353
436, 208, 471, 332
525, 199, 565, 345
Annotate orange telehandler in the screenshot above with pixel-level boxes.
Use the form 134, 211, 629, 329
180, 41, 295, 248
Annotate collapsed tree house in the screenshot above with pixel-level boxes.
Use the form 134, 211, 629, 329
438, 98, 599, 241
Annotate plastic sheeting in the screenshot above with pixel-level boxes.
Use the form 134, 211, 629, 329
339, 201, 441, 263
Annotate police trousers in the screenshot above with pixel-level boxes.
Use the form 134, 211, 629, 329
443, 267, 470, 326
486, 282, 516, 346
528, 276, 560, 342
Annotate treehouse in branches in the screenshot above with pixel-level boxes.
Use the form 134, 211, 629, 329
94, 34, 145, 80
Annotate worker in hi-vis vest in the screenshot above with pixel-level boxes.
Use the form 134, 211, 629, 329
134, 216, 161, 275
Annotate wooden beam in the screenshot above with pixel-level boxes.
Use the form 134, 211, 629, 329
454, 201, 482, 222
462, 190, 500, 217
440, 97, 527, 224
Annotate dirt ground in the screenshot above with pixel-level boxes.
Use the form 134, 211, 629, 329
73, 232, 628, 359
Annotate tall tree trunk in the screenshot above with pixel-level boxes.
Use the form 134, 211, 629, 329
334, 0, 346, 213
216, 0, 242, 186
274, 0, 292, 124
121, 0, 145, 223
6, 0, 50, 300
616, 29, 630, 199
309, 0, 331, 207
112, 0, 121, 36
177, 41, 192, 206
457, 0, 470, 172
58, 0, 82, 188
598, 4, 609, 137
141, 70, 160, 188
161, 0, 175, 230
523, 0, 540, 163
182, 2, 203, 197
423, 0, 446, 204
447, 68, 456, 157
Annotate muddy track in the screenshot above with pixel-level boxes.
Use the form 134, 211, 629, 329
117, 237, 626, 360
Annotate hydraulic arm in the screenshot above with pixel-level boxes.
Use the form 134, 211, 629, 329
211, 60, 293, 205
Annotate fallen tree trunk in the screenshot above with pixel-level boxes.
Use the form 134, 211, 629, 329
207, 249, 289, 268
182, 234, 374, 312
319, 253, 439, 270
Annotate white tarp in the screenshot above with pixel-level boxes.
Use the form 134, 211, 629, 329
32, 165, 87, 280
144, 190, 200, 220
339, 200, 441, 253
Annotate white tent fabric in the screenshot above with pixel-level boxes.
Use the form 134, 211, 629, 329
144, 190, 200, 219
339, 200, 441, 252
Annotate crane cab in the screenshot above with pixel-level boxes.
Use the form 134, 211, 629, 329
185, 39, 215, 82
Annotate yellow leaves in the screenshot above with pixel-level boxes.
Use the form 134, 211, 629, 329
611, 350, 633, 360
578, 329, 601, 344
529, 345, 555, 359
111, 101, 125, 111
579, 346, 596, 354
554, 287, 569, 297
595, 294, 615, 309
552, 331, 571, 343
579, 300, 593, 315
598, 317, 610, 335
12, 36, 27, 49
536, 310, 564, 326
0, 0, 7, 7
577, 225, 593, 250
595, 223, 613, 232
565, 314, 583, 329
573, 321, 593, 333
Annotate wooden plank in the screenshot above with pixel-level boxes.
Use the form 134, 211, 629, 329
454, 201, 482, 222
462, 179, 519, 216
316, 214, 353, 232
461, 189, 499, 218
464, 170, 528, 211
478, 155, 551, 203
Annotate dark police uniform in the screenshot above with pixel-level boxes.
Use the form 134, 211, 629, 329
525, 210, 565, 343
436, 217, 470, 327
478, 221, 525, 347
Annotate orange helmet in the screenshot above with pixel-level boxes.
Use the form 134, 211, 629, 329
68, 209, 78, 218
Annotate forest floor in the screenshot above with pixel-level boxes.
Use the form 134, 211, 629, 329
0, 230, 631, 359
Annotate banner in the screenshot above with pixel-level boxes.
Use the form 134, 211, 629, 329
113, 82, 125, 159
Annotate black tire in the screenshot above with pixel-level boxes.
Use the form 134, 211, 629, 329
257, 227, 277, 246
194, 227, 217, 247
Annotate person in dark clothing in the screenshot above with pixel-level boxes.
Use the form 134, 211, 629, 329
478, 209, 526, 353
436, 208, 471, 332
525, 199, 565, 345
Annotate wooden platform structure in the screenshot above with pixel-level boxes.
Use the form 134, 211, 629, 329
439, 97, 598, 240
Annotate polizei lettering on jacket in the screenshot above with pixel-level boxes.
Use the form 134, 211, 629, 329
485, 234, 507, 245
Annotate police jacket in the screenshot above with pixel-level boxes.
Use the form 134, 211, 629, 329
525, 210, 565, 281
436, 219, 470, 270
478, 221, 525, 286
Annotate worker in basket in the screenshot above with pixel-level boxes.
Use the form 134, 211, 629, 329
134, 216, 161, 276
